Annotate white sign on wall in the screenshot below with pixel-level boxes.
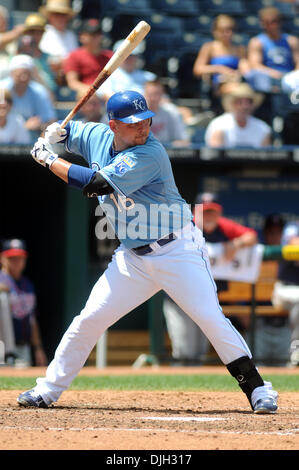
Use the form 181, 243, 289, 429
206, 243, 264, 283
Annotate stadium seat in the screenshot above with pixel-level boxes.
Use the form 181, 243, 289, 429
283, 17, 299, 35
237, 16, 262, 35
136, 13, 184, 34
245, 0, 294, 16
199, 0, 246, 16
190, 126, 206, 144
55, 87, 77, 103
182, 15, 214, 35
11, 10, 31, 26
175, 33, 208, 55
149, 0, 200, 16
273, 1, 295, 18
99, 0, 154, 17
232, 32, 251, 46
18, 0, 41, 10
1, 0, 17, 9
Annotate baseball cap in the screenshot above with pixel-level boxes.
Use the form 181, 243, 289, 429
80, 18, 102, 34
9, 54, 34, 72
194, 192, 223, 213
1, 239, 28, 258
107, 90, 155, 123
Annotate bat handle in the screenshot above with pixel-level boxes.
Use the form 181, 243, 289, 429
60, 86, 95, 128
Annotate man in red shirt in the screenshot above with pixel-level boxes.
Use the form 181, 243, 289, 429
164, 192, 257, 365
63, 18, 113, 95
194, 192, 257, 279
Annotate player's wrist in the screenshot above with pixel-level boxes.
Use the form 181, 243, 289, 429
45, 154, 59, 168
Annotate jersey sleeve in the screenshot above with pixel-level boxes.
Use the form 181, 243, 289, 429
65, 121, 107, 164
218, 217, 257, 240
99, 147, 160, 197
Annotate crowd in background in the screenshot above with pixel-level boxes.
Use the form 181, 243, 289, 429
0, 0, 299, 146
1, 0, 299, 368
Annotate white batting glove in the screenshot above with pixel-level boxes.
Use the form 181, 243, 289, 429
44, 122, 68, 144
31, 137, 59, 168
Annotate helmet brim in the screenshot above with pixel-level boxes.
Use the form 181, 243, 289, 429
114, 110, 155, 123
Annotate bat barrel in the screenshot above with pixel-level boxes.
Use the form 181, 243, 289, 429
60, 21, 151, 128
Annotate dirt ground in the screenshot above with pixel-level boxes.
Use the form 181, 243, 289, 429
0, 366, 298, 451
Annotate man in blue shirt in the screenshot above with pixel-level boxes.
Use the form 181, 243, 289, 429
246, 7, 299, 93
0, 54, 56, 141
17, 90, 277, 413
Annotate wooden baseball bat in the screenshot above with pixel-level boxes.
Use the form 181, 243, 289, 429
60, 21, 151, 128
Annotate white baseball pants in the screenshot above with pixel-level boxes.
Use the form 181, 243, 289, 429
35, 222, 251, 404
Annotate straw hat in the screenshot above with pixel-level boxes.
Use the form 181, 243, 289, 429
221, 83, 264, 112
40, 0, 75, 16
24, 13, 47, 31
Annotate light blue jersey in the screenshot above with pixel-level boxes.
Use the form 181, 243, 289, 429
65, 120, 192, 248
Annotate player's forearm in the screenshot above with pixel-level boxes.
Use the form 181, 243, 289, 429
51, 159, 114, 195
50, 158, 72, 183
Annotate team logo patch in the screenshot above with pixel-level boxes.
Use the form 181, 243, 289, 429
91, 162, 100, 171
115, 156, 135, 175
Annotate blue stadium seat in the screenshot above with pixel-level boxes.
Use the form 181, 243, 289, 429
237, 15, 262, 35
199, 0, 246, 16
149, 0, 199, 16
283, 17, 299, 35
145, 31, 182, 61
11, 10, 31, 26
182, 15, 214, 35
274, 1, 296, 18
99, 0, 154, 17
174, 32, 208, 55
190, 126, 206, 144
137, 13, 184, 34
245, 0, 294, 15
232, 32, 251, 46
55, 87, 77, 103
1, 0, 17, 9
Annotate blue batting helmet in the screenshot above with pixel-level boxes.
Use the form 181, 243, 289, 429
107, 90, 155, 123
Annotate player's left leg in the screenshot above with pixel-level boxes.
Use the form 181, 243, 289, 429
148, 225, 278, 413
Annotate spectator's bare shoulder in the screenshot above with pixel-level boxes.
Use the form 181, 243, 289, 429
287, 34, 299, 48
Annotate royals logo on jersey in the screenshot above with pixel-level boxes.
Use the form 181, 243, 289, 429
115, 155, 135, 175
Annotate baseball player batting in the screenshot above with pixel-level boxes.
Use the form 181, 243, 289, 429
17, 90, 277, 414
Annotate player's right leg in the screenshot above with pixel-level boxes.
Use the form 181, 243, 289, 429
17, 246, 159, 407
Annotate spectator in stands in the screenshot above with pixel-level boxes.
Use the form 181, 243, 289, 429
76, 89, 107, 123
192, 14, 249, 110
0, 88, 31, 144
272, 219, 299, 366
0, 239, 47, 367
17, 13, 58, 96
253, 213, 291, 367
97, 39, 156, 101
0, 5, 26, 79
0, 54, 56, 141
204, 82, 271, 147
39, 0, 79, 86
245, 7, 299, 93
262, 213, 285, 246
144, 79, 190, 147
63, 18, 113, 95
164, 192, 258, 365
